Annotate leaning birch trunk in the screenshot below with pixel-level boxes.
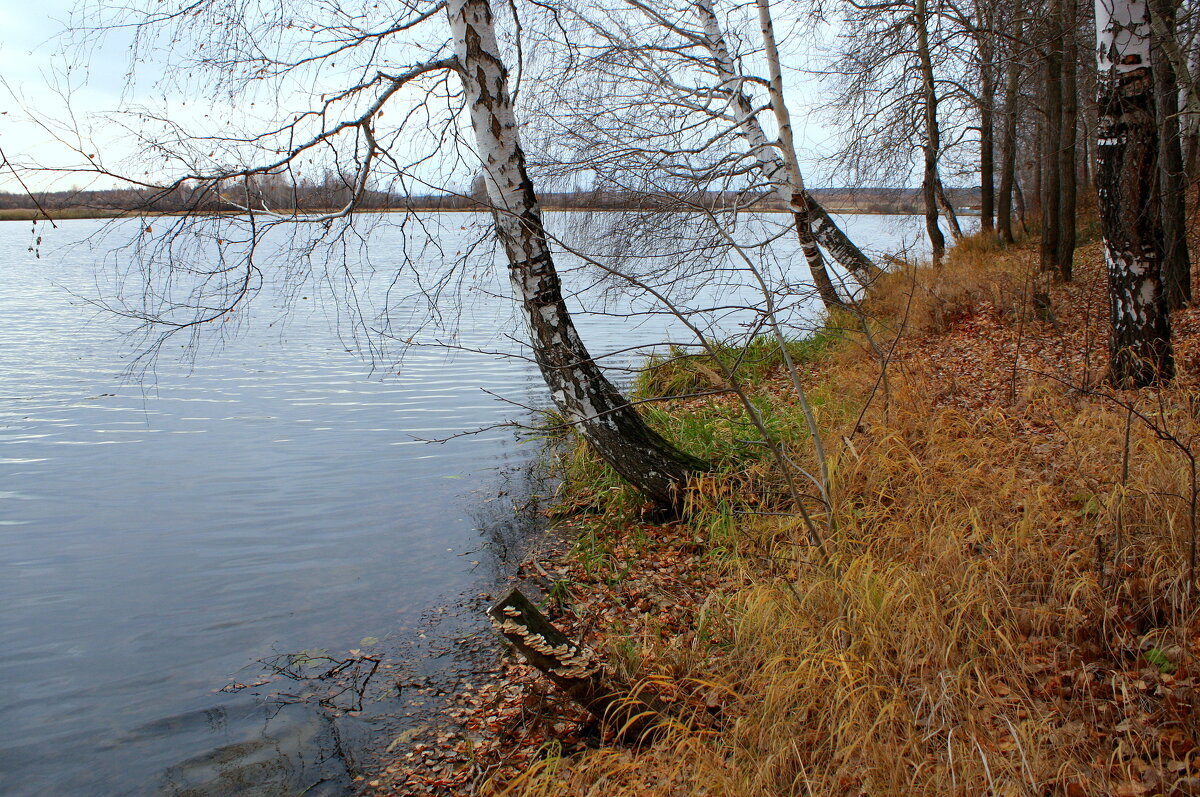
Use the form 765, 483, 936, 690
693, 0, 880, 287
1014, 176, 1029, 234
752, 0, 841, 309
1095, 0, 1174, 387
447, 0, 707, 508
807, 200, 879, 283
934, 178, 964, 240
915, 0, 948, 262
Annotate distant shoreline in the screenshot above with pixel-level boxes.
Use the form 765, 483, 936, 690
0, 204, 980, 223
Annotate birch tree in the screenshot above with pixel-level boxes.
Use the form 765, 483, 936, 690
448, 0, 707, 507
523, 0, 878, 309
1095, 0, 1175, 386
704, 0, 882, 286
46, 0, 708, 510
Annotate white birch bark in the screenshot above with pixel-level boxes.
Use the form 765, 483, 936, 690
447, 0, 707, 508
1094, 0, 1174, 385
934, 178, 964, 241
751, 0, 842, 309
693, 0, 880, 287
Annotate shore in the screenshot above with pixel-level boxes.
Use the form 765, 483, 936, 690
360, 221, 1200, 796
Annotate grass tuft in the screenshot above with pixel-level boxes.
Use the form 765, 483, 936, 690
487, 228, 1200, 796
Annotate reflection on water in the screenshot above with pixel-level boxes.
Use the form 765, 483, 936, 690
0, 212, 927, 795
156, 703, 356, 796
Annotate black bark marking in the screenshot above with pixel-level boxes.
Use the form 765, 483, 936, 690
1096, 59, 1174, 386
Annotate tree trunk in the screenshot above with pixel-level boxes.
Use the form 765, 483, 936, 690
790, 200, 843, 308
807, 199, 879, 281
935, 178, 964, 239
1041, 0, 1064, 279
1151, 0, 1192, 309
1057, 0, 1078, 280
1094, 0, 1174, 387
1187, 40, 1200, 185
1081, 106, 1093, 187
922, 172, 945, 263
448, 0, 707, 508
487, 587, 663, 743
1185, 129, 1200, 187
979, 12, 996, 235
694, 0, 879, 291
1031, 124, 1043, 220
916, 0, 947, 262
753, 0, 842, 309
998, 27, 1021, 245
1014, 173, 1029, 233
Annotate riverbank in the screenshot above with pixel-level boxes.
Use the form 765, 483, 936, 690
367, 227, 1200, 795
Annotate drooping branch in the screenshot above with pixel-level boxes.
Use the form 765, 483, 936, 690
176, 57, 461, 221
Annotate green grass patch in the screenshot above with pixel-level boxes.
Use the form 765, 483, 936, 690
636, 329, 842, 399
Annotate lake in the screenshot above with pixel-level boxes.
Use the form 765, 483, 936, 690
0, 211, 934, 795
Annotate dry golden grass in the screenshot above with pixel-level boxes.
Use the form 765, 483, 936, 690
487, 231, 1200, 797
867, 232, 1031, 337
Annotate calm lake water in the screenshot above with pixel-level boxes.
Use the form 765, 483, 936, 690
0, 212, 933, 795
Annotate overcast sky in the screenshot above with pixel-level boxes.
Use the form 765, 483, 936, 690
1, 2, 848, 195
1, 1, 128, 190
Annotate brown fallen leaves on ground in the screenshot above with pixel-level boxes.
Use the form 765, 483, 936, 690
361, 520, 739, 795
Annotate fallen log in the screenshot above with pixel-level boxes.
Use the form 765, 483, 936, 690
487, 586, 663, 744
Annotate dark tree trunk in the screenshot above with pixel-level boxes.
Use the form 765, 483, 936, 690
1057, 0, 1078, 280
916, 0, 947, 262
1185, 129, 1200, 187
449, 0, 707, 508
1095, 0, 1174, 387
1041, 0, 1064, 279
1014, 173, 1029, 232
1031, 123, 1044, 219
922, 169, 946, 263
980, 101, 995, 235
1152, 0, 1192, 309
998, 30, 1021, 245
979, 13, 997, 235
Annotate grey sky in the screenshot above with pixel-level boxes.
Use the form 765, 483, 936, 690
1, 1, 847, 194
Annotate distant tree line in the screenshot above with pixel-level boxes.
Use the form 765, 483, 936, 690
0, 180, 978, 216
